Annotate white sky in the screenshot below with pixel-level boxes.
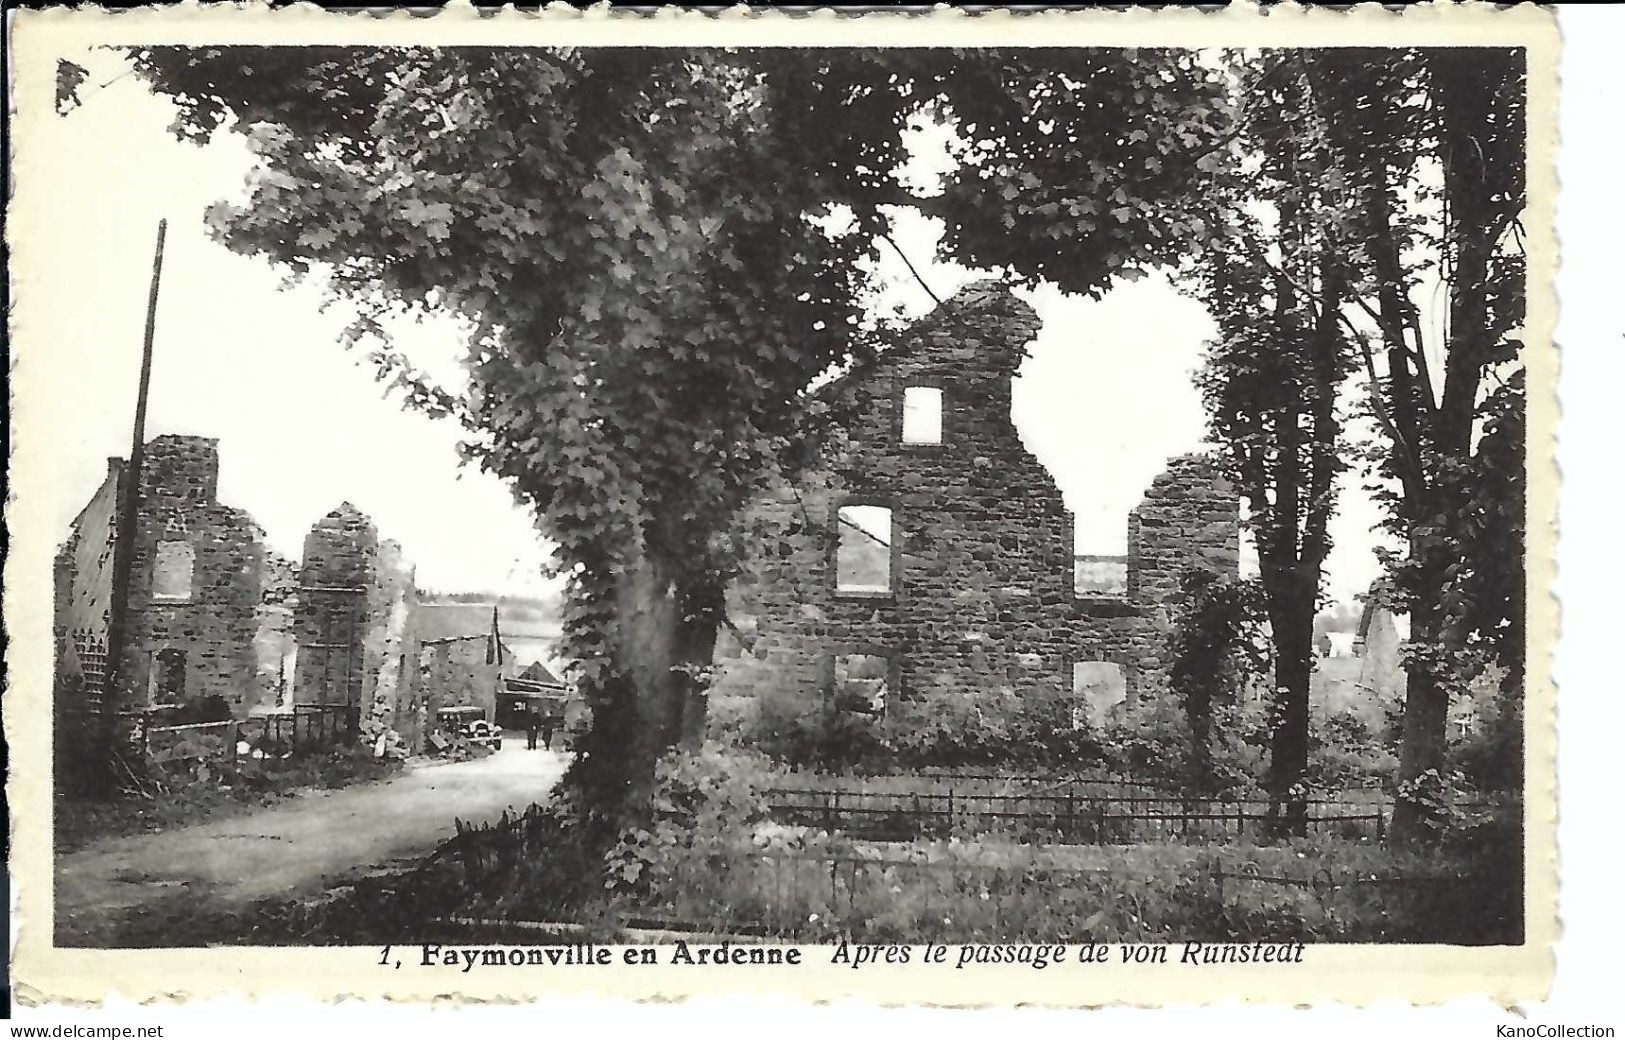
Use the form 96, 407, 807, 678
26, 51, 1387, 604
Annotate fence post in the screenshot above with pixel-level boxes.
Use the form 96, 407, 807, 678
1064, 794, 1075, 842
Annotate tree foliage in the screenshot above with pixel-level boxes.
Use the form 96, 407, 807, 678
1185, 51, 1361, 831
1165, 570, 1269, 797
128, 46, 1231, 867
1303, 48, 1527, 840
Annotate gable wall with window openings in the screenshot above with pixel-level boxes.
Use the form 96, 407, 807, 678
714, 282, 1240, 723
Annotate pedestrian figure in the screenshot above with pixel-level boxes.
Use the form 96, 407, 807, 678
525, 713, 539, 751
540, 713, 556, 751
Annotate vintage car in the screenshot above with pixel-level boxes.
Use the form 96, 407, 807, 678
460, 717, 503, 751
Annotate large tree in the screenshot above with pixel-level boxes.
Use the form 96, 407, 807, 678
1187, 52, 1358, 832
1308, 48, 1528, 840
915, 47, 1528, 843
128, 47, 1229, 865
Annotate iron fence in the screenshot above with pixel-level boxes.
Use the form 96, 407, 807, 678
136, 703, 359, 765
763, 786, 1400, 843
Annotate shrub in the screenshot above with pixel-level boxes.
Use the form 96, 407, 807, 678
1164, 571, 1269, 793
603, 746, 782, 898
1308, 709, 1397, 788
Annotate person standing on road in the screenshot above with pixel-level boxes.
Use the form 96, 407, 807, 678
525, 711, 539, 751
540, 712, 556, 751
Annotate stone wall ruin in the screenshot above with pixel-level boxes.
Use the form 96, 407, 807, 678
712, 283, 1239, 735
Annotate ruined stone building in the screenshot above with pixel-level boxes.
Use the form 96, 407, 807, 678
54, 436, 280, 722
294, 504, 422, 745
712, 283, 1239, 731
412, 602, 509, 737
292, 508, 505, 752
55, 445, 509, 772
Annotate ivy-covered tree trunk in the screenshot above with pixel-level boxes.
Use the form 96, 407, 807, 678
564, 547, 724, 851
673, 578, 725, 751
563, 548, 679, 847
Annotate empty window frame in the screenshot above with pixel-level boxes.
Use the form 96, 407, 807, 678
152, 647, 187, 705
151, 541, 195, 602
833, 652, 891, 717
901, 386, 944, 445
1073, 554, 1129, 597
1070, 661, 1127, 730
835, 504, 893, 594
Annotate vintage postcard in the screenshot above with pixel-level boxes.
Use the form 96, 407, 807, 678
6, 1, 1558, 1008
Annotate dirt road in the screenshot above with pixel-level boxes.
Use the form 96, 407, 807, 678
55, 741, 568, 946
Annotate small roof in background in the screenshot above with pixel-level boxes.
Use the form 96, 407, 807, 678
517, 660, 565, 686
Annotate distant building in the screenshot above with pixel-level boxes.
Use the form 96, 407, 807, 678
498, 660, 571, 729
1355, 602, 1405, 704
412, 601, 508, 738
1309, 599, 1406, 729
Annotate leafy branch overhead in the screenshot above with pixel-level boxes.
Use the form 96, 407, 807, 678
122, 45, 1523, 859
127, 47, 1232, 835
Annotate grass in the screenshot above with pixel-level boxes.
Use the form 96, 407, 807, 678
631, 831, 1521, 945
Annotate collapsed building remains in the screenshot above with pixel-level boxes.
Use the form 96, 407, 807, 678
712, 283, 1240, 731
53, 438, 506, 784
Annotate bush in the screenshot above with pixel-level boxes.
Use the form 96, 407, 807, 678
735, 684, 1125, 774
1308, 709, 1397, 788
603, 746, 782, 898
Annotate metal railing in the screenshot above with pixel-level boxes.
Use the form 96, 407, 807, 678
136, 703, 360, 765
763, 786, 1399, 843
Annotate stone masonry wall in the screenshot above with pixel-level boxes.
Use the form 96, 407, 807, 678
713, 283, 1238, 731
118, 435, 269, 717
55, 458, 122, 706
292, 505, 433, 750
294, 503, 380, 707
418, 636, 500, 735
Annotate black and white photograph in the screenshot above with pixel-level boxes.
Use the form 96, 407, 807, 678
6, 4, 1560, 1009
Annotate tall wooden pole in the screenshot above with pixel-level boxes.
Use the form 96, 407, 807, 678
96, 218, 167, 794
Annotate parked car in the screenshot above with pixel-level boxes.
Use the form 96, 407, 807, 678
460, 718, 503, 751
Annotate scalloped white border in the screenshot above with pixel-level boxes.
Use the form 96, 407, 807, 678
5, 0, 1560, 1008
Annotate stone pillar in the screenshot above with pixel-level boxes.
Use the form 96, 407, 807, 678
294, 503, 378, 707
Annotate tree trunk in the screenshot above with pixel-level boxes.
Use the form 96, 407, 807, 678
1390, 581, 1451, 845
1187, 678, 1215, 796
1265, 579, 1314, 837
673, 577, 724, 751
560, 549, 679, 839
560, 552, 724, 829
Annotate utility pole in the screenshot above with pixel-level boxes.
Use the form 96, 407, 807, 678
96, 218, 167, 796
